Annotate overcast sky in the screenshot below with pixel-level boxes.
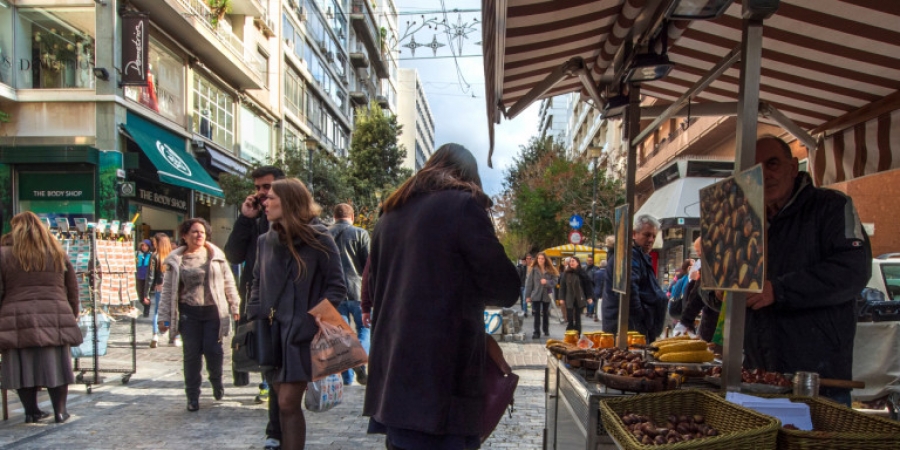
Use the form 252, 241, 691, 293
397, 0, 539, 197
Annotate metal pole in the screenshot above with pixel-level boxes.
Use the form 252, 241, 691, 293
307, 147, 314, 194
723, 16, 765, 393
591, 156, 598, 252
617, 85, 641, 349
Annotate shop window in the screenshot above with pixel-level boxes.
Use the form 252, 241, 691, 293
0, 1, 12, 87
15, 7, 96, 89
124, 39, 185, 124
192, 75, 234, 151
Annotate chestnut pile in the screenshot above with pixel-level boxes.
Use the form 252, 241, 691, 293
598, 349, 664, 378
620, 412, 719, 445
708, 367, 792, 387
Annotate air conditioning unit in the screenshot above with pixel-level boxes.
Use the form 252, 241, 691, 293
326, 51, 335, 63
296, 6, 307, 22
318, 41, 328, 53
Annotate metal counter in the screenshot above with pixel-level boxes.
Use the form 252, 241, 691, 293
544, 351, 632, 450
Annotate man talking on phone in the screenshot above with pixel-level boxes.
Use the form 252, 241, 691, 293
224, 165, 284, 450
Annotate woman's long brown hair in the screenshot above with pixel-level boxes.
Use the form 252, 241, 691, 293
269, 178, 329, 279
382, 143, 491, 213
154, 233, 173, 272
530, 252, 559, 276
8, 211, 68, 272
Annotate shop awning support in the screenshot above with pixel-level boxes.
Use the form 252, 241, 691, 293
506, 57, 604, 119
722, 15, 766, 393
632, 46, 741, 147
616, 84, 642, 349
758, 102, 817, 151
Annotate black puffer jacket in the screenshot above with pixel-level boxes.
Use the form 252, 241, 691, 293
744, 172, 871, 384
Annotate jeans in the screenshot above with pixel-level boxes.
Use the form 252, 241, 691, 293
533, 301, 550, 335
338, 300, 370, 384
586, 301, 595, 317
520, 287, 528, 315
151, 291, 161, 334
179, 304, 223, 401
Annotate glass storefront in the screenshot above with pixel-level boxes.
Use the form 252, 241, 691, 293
18, 170, 96, 222
125, 39, 185, 125
14, 7, 95, 89
0, 1, 13, 88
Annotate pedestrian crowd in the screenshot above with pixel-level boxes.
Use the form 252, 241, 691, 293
0, 136, 873, 449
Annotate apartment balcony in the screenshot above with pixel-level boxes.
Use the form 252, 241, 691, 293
375, 94, 389, 109
349, 52, 370, 69
350, 91, 369, 106
350, 1, 389, 78
130, 0, 264, 89
230, 0, 266, 17
635, 115, 736, 187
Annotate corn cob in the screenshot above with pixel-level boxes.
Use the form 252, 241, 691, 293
652, 335, 692, 345
658, 350, 715, 363
654, 340, 709, 355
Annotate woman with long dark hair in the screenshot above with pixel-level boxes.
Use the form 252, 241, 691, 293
0, 212, 82, 423
144, 233, 173, 348
247, 178, 346, 449
364, 143, 521, 449
558, 256, 594, 335
525, 252, 559, 339
158, 218, 240, 411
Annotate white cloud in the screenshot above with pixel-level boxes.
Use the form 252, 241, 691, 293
397, 0, 539, 196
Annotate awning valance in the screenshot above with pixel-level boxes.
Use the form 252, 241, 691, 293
122, 113, 223, 198
813, 108, 900, 186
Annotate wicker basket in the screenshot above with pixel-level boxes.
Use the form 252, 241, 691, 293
767, 395, 900, 450
599, 389, 780, 450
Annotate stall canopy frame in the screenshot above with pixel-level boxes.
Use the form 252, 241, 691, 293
483, 0, 900, 392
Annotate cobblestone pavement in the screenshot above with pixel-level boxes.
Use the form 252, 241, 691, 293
0, 306, 596, 449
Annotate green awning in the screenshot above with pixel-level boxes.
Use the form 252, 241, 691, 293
122, 112, 223, 197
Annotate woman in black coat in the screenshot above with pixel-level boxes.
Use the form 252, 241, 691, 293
247, 178, 346, 449
364, 144, 520, 449
558, 256, 594, 335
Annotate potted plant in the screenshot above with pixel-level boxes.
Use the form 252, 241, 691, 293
207, 0, 231, 28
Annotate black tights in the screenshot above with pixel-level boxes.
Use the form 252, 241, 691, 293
273, 381, 307, 450
16, 385, 68, 416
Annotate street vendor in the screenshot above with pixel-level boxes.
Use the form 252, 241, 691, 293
745, 136, 871, 406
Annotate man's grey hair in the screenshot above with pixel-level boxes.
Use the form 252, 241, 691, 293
633, 214, 660, 231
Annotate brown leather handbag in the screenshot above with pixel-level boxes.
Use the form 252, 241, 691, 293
480, 334, 519, 443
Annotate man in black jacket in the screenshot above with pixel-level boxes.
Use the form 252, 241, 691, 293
328, 204, 371, 385
745, 136, 871, 406
516, 254, 532, 316
223, 165, 284, 450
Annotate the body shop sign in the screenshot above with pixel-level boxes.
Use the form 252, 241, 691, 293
240, 106, 271, 163
121, 12, 150, 86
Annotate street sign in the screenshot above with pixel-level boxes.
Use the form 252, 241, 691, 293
568, 230, 584, 245
568, 214, 584, 230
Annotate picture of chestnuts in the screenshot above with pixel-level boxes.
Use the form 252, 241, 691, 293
698, 165, 766, 292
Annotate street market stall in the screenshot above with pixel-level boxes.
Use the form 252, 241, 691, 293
483, 0, 900, 448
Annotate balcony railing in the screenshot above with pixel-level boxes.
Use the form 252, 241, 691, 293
177, 0, 262, 79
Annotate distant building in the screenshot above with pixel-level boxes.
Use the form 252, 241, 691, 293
537, 94, 572, 150
396, 68, 434, 171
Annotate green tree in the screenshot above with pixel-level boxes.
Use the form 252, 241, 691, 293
348, 101, 412, 202
495, 136, 624, 254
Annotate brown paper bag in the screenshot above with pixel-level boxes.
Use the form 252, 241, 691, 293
308, 300, 368, 381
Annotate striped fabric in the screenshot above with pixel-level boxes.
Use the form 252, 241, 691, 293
813, 109, 900, 185
484, 0, 900, 173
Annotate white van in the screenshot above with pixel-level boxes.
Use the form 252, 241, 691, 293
867, 254, 900, 300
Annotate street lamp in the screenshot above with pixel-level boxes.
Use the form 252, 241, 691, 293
588, 146, 604, 255
305, 136, 317, 193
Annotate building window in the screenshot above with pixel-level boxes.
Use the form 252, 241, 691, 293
255, 47, 269, 89
192, 75, 234, 151
284, 66, 306, 120
125, 39, 185, 124
14, 7, 96, 89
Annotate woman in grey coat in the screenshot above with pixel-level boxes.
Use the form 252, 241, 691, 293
525, 252, 559, 339
247, 178, 346, 450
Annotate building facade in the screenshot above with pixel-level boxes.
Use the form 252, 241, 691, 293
0, 0, 400, 242
396, 68, 433, 171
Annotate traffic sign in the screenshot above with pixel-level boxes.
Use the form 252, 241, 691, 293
568, 230, 584, 245
568, 214, 584, 230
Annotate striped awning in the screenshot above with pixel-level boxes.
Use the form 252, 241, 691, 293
483, 0, 900, 175
814, 109, 900, 185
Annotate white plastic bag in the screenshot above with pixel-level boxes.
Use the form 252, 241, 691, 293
305, 374, 343, 412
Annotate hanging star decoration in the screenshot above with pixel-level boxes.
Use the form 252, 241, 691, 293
426, 35, 445, 57
401, 34, 424, 57
448, 13, 479, 54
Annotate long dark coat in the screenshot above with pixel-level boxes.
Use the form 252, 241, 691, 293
247, 224, 346, 383
363, 190, 520, 437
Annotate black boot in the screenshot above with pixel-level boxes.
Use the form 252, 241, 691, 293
47, 385, 71, 423
17, 387, 49, 423
211, 380, 224, 400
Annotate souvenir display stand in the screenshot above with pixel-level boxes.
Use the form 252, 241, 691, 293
57, 220, 138, 393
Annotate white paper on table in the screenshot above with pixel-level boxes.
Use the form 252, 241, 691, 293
725, 392, 814, 430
